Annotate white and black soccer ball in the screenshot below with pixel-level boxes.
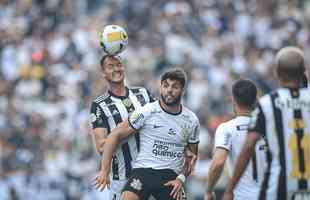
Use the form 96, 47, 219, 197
100, 25, 128, 55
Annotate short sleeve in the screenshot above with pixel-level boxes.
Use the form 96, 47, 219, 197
188, 118, 200, 144
128, 106, 148, 130
90, 101, 108, 129
248, 103, 266, 137
214, 124, 232, 151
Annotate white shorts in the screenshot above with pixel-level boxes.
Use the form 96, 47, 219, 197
110, 180, 127, 200
83, 187, 110, 200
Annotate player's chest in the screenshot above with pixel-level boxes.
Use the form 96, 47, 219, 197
143, 114, 193, 143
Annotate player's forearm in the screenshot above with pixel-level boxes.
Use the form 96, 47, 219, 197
206, 162, 224, 192
101, 133, 120, 173
225, 142, 255, 192
182, 144, 198, 177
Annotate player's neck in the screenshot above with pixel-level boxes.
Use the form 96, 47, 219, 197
108, 82, 127, 96
279, 79, 301, 89
159, 99, 182, 115
234, 106, 251, 117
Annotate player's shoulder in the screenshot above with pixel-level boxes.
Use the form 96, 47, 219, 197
181, 105, 199, 123
217, 119, 233, 131
92, 93, 111, 105
258, 91, 275, 107
144, 100, 160, 112
134, 101, 160, 120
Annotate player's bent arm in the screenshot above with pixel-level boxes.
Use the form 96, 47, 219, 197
92, 128, 108, 155
225, 132, 261, 193
205, 148, 228, 193
101, 120, 137, 173
182, 143, 199, 177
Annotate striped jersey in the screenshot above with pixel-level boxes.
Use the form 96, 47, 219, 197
248, 87, 310, 200
90, 87, 154, 180
214, 116, 266, 199
128, 100, 200, 174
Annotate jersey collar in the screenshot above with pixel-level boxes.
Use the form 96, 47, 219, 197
158, 100, 183, 115
108, 87, 129, 100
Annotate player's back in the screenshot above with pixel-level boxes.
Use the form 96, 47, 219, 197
215, 116, 266, 199
257, 87, 310, 199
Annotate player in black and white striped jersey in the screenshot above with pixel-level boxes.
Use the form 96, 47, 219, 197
223, 47, 310, 200
90, 55, 154, 200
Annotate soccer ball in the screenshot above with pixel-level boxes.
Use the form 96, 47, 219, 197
100, 25, 128, 55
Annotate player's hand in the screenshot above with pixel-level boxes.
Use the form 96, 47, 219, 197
93, 169, 110, 191
184, 149, 197, 176
164, 179, 183, 200
222, 190, 233, 200
204, 191, 216, 200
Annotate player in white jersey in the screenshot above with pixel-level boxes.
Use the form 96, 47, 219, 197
204, 79, 266, 200
90, 55, 154, 200
223, 47, 310, 200
94, 68, 200, 200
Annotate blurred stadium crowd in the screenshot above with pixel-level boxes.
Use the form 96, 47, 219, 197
0, 0, 309, 199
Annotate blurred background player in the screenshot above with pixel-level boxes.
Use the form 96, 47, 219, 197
95, 68, 200, 200
223, 46, 310, 200
204, 79, 266, 200
90, 54, 154, 199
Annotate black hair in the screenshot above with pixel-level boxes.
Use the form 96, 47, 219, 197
160, 68, 187, 88
232, 79, 257, 109
99, 54, 121, 70
100, 54, 111, 70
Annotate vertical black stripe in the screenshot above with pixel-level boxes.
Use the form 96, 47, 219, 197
123, 96, 140, 151
270, 92, 287, 200
106, 103, 123, 180
259, 144, 272, 200
135, 94, 146, 106
252, 152, 258, 182
290, 89, 308, 190
122, 143, 132, 178
112, 156, 119, 180
121, 97, 138, 178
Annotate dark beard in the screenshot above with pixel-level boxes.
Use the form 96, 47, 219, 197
160, 94, 181, 106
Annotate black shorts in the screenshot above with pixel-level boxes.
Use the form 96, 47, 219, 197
122, 168, 186, 200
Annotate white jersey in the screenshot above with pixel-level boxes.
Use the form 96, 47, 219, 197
214, 116, 266, 199
128, 101, 200, 174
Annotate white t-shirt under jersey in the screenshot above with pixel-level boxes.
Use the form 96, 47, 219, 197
128, 101, 200, 174
214, 116, 266, 200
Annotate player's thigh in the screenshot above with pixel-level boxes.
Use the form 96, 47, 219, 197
122, 168, 153, 199
121, 191, 140, 200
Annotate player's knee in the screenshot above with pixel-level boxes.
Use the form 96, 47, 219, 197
121, 191, 139, 200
